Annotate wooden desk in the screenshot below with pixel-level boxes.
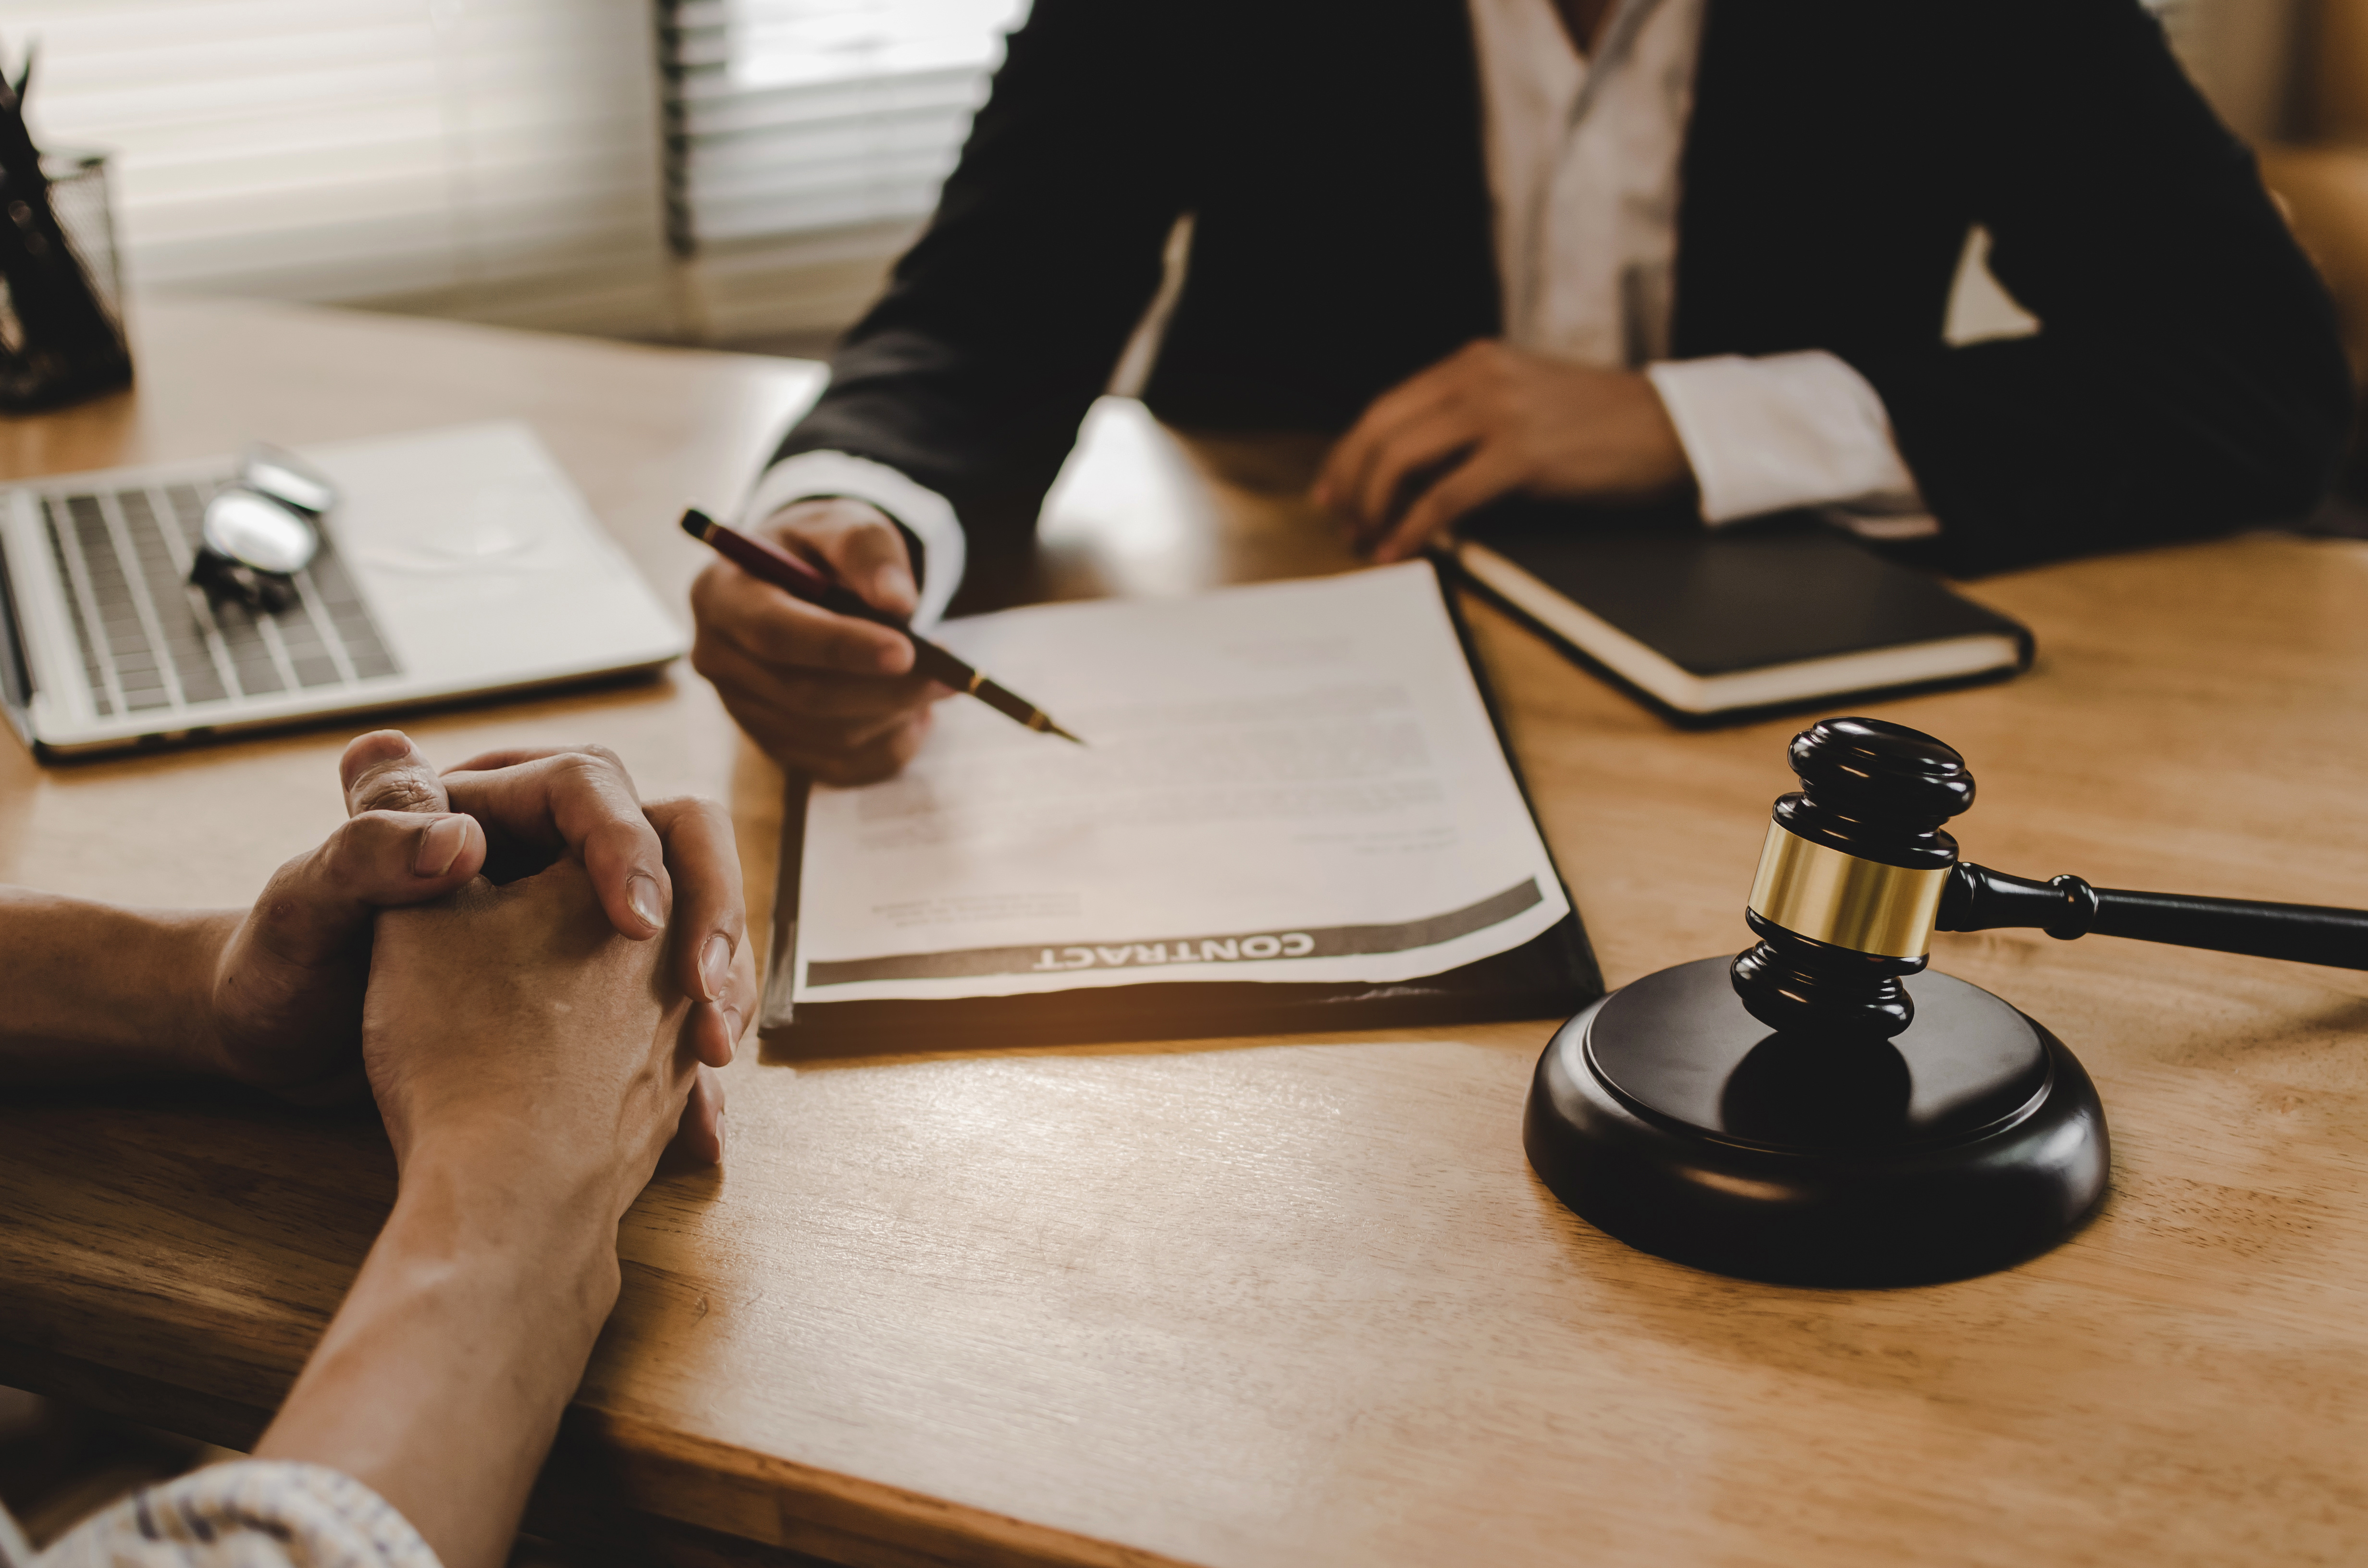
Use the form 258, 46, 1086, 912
5, 297, 2368, 1568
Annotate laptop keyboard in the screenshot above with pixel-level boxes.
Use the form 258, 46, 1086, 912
38, 478, 399, 719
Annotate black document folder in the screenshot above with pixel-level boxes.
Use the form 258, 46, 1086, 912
758, 565, 1601, 1056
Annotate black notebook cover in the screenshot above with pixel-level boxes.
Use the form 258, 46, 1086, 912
759, 565, 1602, 1057
1450, 502, 2034, 727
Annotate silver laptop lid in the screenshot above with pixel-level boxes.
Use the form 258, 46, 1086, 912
1, 421, 685, 757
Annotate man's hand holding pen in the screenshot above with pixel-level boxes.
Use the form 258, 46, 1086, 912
690, 348, 1685, 784
686, 502, 1079, 781
689, 496, 952, 784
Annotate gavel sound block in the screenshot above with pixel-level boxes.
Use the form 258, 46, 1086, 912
1525, 717, 2368, 1287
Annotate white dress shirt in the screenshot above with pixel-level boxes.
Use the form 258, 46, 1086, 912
1468, 0, 1935, 537
744, 0, 1938, 618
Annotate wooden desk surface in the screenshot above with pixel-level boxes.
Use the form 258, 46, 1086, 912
5, 298, 2368, 1568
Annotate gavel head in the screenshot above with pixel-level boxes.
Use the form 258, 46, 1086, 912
1730, 717, 1974, 1038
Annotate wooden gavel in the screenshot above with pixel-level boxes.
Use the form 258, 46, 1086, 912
1731, 717, 2368, 1038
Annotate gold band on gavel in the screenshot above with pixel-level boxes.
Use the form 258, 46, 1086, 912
1746, 822, 1951, 959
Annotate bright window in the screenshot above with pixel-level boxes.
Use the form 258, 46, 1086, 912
662, 0, 1030, 248
0, 0, 666, 303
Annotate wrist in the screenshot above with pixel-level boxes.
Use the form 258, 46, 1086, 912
1624, 373, 1695, 495
169, 910, 247, 1078
397, 1121, 640, 1259
257, 1136, 623, 1568
0, 890, 238, 1081
386, 1139, 625, 1340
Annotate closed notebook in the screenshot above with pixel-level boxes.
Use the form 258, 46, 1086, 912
1448, 505, 2033, 724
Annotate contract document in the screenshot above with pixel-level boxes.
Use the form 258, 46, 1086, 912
785, 562, 1576, 1015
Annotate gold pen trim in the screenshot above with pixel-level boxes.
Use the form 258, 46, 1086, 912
966, 670, 987, 695
1746, 822, 1949, 959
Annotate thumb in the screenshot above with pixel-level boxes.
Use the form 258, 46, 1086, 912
244, 810, 488, 972
340, 728, 451, 818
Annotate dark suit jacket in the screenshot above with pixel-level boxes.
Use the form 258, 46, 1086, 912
773, 0, 2352, 581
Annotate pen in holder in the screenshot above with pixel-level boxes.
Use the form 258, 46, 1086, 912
0, 44, 132, 413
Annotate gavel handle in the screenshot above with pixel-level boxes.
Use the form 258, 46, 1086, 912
1939, 863, 2368, 971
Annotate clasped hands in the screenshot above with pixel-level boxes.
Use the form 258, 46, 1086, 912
690, 340, 1689, 783
13, 731, 758, 1187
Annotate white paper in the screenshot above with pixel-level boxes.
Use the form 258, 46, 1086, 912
792, 563, 1571, 1003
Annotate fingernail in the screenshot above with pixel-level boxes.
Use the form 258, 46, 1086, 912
414, 814, 470, 877
880, 565, 915, 606
716, 1111, 728, 1161
721, 1003, 743, 1042
628, 874, 666, 931
699, 933, 731, 1002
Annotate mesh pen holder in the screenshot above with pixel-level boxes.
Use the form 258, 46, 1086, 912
0, 146, 133, 413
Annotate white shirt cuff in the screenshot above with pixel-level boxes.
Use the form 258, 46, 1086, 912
739, 450, 968, 630
1645, 351, 1936, 537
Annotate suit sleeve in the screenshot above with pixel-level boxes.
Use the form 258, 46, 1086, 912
1842, 0, 2352, 577
763, 0, 1187, 584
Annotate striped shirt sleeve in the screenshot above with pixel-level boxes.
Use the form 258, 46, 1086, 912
26, 1462, 436, 1568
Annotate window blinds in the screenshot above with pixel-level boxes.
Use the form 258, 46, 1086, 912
659, 0, 1027, 251
0, 0, 666, 304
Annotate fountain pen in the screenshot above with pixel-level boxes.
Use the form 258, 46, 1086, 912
679, 508, 1084, 745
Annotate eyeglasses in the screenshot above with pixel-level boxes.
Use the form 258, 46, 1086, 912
191, 442, 337, 608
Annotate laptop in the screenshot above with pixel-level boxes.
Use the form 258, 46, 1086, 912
0, 421, 687, 759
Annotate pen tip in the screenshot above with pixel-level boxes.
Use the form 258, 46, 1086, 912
1048, 723, 1086, 746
